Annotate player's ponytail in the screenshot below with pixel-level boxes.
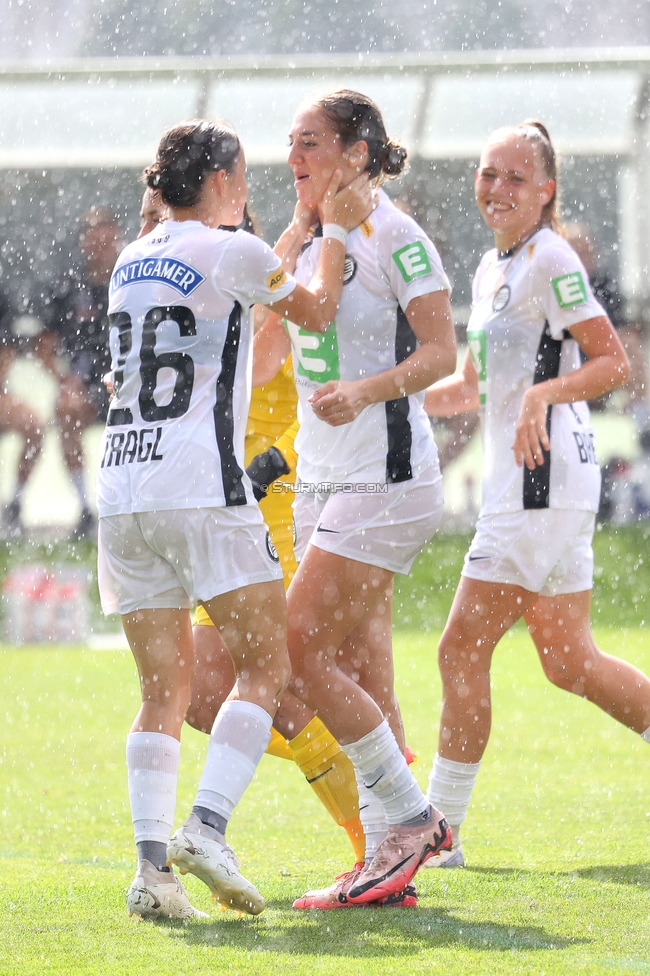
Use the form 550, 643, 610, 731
313, 89, 408, 181
382, 139, 409, 178
144, 120, 241, 209
519, 119, 562, 235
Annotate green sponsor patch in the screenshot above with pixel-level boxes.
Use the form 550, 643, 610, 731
552, 271, 588, 308
392, 241, 432, 283
287, 319, 340, 382
467, 329, 487, 405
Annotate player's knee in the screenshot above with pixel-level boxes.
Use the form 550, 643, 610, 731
141, 672, 192, 711
541, 653, 586, 692
185, 684, 225, 733
56, 392, 83, 427
185, 704, 215, 734
438, 630, 468, 684
24, 418, 43, 451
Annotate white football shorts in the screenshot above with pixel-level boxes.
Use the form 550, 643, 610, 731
461, 509, 595, 596
98, 505, 283, 615
293, 464, 444, 575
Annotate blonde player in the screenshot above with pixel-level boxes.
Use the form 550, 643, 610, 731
424, 120, 650, 867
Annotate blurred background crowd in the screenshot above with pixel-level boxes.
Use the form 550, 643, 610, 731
0, 193, 648, 541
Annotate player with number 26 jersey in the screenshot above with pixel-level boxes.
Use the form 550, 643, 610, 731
97, 221, 295, 517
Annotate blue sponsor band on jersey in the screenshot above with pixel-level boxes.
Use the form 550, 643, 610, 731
111, 258, 205, 297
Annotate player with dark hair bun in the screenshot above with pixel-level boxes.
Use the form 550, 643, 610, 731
255, 89, 457, 908
316, 89, 409, 180
97, 118, 371, 920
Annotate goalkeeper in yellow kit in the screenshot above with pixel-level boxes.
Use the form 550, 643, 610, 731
189, 356, 371, 888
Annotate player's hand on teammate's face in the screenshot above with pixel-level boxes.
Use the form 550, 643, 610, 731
322, 171, 372, 232
512, 385, 551, 469
308, 379, 369, 426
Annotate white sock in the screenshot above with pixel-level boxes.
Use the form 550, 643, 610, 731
427, 753, 481, 843
71, 469, 89, 508
355, 770, 387, 862
126, 731, 180, 845
194, 699, 272, 823
342, 721, 428, 826
641, 726, 650, 744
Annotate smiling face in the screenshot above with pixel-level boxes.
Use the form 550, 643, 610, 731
288, 105, 366, 213
475, 133, 555, 251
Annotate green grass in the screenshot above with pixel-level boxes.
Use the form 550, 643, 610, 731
3, 623, 650, 975
1, 521, 649, 636
394, 522, 650, 632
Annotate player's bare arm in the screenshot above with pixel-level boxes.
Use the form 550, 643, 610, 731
309, 290, 456, 426
513, 315, 630, 469
252, 313, 291, 387
425, 348, 480, 418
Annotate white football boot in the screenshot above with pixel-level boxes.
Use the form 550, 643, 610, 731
167, 813, 264, 915
126, 859, 208, 920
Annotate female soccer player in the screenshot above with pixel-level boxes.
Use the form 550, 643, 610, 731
138, 181, 370, 882
424, 120, 650, 867
97, 119, 369, 919
255, 90, 458, 906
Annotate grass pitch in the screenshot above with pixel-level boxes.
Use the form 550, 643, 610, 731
3, 620, 650, 976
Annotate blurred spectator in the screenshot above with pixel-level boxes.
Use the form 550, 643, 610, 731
566, 222, 649, 435
0, 302, 47, 536
600, 433, 650, 525
395, 195, 480, 470
565, 221, 626, 328
42, 207, 124, 536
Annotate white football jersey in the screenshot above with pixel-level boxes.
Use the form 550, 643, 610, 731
467, 227, 605, 516
290, 190, 450, 487
97, 220, 296, 517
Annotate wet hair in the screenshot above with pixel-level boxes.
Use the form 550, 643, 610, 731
313, 89, 408, 181
144, 120, 241, 209
240, 203, 260, 235
486, 119, 562, 233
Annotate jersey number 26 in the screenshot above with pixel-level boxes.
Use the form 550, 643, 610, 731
107, 305, 197, 427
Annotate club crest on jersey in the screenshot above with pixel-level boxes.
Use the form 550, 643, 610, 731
492, 285, 510, 312
343, 255, 357, 285
265, 532, 280, 563
111, 259, 205, 297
